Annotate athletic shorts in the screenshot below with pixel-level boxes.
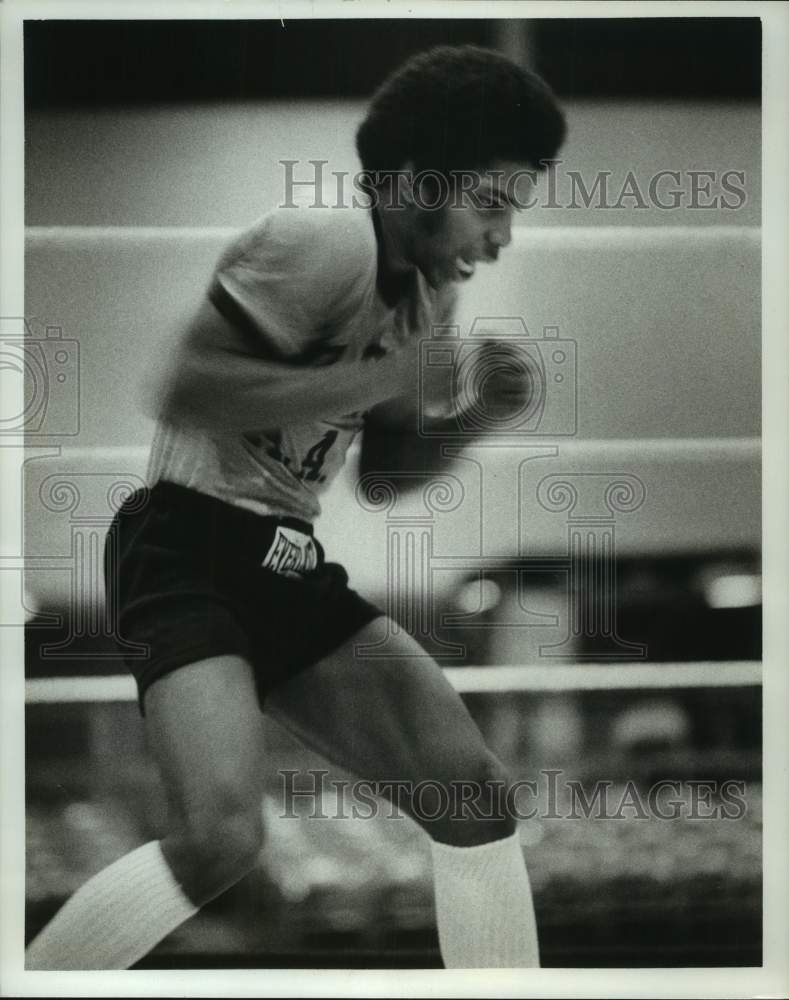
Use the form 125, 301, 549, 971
104, 480, 382, 713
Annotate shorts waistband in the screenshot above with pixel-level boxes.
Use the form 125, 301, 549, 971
128, 480, 320, 569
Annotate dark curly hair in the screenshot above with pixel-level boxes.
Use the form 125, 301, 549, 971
356, 44, 566, 178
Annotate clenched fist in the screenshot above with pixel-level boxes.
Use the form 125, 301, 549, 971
454, 339, 537, 426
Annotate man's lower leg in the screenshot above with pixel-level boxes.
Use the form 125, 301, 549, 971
25, 841, 198, 970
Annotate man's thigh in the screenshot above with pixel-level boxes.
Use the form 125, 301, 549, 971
144, 655, 267, 825
265, 616, 510, 837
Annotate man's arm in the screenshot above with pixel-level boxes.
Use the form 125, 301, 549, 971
144, 298, 417, 430
360, 393, 471, 482
360, 339, 532, 478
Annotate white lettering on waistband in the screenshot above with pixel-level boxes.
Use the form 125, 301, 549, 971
261, 526, 318, 576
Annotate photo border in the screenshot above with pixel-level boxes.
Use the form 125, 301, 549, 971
2, 2, 786, 997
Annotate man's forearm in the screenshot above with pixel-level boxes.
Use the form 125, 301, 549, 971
151, 299, 416, 430
161, 349, 412, 430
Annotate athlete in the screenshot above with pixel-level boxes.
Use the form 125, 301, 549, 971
26, 45, 566, 970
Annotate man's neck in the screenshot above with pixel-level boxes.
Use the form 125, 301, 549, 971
371, 202, 417, 306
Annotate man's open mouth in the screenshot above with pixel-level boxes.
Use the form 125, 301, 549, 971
455, 256, 476, 280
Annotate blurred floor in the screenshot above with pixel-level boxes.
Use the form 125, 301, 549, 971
26, 691, 762, 968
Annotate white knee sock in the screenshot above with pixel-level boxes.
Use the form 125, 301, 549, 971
430, 830, 540, 968
26, 841, 198, 970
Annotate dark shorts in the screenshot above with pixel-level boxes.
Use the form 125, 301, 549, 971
104, 480, 382, 713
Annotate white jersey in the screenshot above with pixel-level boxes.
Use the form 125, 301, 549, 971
147, 196, 456, 522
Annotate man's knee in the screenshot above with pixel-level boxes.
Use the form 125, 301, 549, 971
409, 750, 517, 846
164, 790, 265, 903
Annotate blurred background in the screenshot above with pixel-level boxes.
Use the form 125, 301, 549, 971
22, 17, 761, 967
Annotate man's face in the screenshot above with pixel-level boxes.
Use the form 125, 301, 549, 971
406, 161, 529, 289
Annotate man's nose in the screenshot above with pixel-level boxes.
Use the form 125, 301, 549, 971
488, 216, 513, 250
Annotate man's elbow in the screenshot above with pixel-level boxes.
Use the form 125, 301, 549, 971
139, 364, 208, 428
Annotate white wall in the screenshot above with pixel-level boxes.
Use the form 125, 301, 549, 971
26, 100, 760, 228
21, 99, 761, 611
